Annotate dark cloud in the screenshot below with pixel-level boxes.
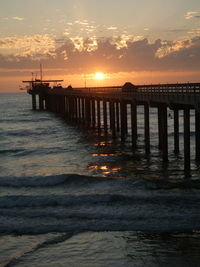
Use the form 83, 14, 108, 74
1, 36, 200, 73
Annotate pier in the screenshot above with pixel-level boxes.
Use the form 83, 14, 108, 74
23, 80, 200, 174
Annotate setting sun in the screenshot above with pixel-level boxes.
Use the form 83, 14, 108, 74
95, 72, 104, 80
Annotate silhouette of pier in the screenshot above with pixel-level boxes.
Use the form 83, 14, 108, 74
23, 80, 200, 174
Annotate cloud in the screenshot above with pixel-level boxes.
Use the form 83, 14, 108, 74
61, 20, 98, 38
1, 34, 200, 74
2, 16, 25, 21
107, 26, 118, 30
53, 36, 200, 73
74, 20, 89, 25
185, 11, 200, 20
68, 36, 98, 52
0, 34, 56, 60
11, 17, 25, 21
155, 37, 200, 58
111, 34, 135, 49
188, 28, 200, 35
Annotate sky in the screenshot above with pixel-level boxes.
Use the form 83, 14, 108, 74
0, 0, 200, 91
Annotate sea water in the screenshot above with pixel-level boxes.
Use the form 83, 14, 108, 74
1, 93, 200, 266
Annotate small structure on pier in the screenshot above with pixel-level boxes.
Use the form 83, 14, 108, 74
23, 79, 63, 110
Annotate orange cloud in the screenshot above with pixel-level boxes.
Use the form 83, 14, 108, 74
11, 17, 25, 21
0, 34, 56, 59
1, 35, 200, 76
185, 11, 200, 20
156, 37, 200, 58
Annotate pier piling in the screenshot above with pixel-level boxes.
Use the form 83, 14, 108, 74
131, 101, 137, 149
32, 94, 36, 110
174, 109, 180, 154
184, 108, 191, 172
144, 103, 150, 154
103, 100, 108, 134
195, 109, 200, 161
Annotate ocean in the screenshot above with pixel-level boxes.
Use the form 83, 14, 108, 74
1, 92, 200, 266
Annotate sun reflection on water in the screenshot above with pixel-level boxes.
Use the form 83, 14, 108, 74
87, 136, 123, 177
88, 164, 122, 177
92, 153, 116, 157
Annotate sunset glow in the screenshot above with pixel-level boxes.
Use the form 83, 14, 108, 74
95, 72, 104, 80
0, 0, 200, 91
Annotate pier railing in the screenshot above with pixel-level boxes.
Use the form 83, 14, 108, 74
69, 83, 200, 95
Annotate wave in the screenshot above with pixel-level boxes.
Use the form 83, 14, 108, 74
0, 173, 200, 190
1, 210, 200, 234
0, 148, 25, 155
0, 194, 133, 208
0, 174, 102, 188
0, 191, 199, 209
3, 232, 77, 267
1, 174, 200, 234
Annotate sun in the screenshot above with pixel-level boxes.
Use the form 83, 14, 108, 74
95, 72, 104, 80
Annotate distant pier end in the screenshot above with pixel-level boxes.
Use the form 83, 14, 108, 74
23, 79, 63, 110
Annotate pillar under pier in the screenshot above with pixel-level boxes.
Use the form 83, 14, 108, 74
158, 105, 168, 162
144, 103, 150, 154
174, 109, 179, 154
184, 108, 190, 173
110, 101, 116, 138
120, 101, 126, 141
78, 97, 81, 123
91, 99, 96, 129
97, 100, 101, 134
162, 105, 168, 162
116, 102, 120, 132
158, 107, 162, 150
195, 109, 200, 161
32, 94, 36, 110
103, 100, 108, 134
85, 98, 91, 129
39, 94, 44, 110
81, 98, 85, 125
131, 101, 137, 149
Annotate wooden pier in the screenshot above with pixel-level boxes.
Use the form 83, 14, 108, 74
24, 80, 200, 174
